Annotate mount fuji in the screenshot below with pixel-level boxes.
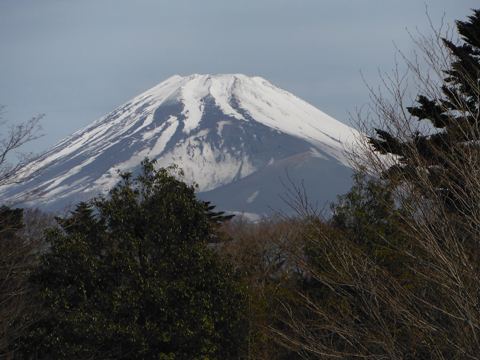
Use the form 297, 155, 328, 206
1, 74, 360, 219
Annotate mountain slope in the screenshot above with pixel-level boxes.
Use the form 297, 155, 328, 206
198, 151, 355, 219
1, 74, 359, 216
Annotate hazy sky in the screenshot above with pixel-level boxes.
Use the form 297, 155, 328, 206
1, 1, 478, 154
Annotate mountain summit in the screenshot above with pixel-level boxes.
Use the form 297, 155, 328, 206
2, 74, 359, 217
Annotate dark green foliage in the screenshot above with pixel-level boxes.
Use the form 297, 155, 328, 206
0, 207, 27, 357
203, 201, 235, 226
304, 173, 408, 279
331, 173, 398, 243
23, 159, 247, 360
286, 174, 434, 358
0, 206, 45, 359
369, 9, 480, 211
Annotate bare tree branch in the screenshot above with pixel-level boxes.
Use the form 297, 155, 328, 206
0, 106, 46, 204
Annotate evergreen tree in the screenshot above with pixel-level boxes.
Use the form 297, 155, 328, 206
0, 207, 27, 357
22, 159, 247, 360
0, 206, 47, 359
369, 9, 480, 211
266, 10, 480, 360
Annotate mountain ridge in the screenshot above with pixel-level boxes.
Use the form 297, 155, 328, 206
1, 74, 359, 217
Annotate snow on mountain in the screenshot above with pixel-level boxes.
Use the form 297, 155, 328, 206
0, 74, 360, 215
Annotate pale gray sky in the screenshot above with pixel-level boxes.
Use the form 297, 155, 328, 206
1, 1, 478, 154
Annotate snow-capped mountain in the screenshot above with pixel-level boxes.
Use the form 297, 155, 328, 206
1, 74, 360, 217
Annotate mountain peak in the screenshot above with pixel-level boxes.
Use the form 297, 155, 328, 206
133, 74, 356, 147
1, 74, 359, 216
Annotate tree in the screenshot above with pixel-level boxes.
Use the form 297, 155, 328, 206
0, 207, 33, 358
368, 9, 480, 215
0, 206, 52, 359
217, 217, 305, 360
359, 11, 480, 356
268, 9, 480, 359
0, 106, 44, 193
268, 175, 423, 359
21, 159, 247, 360
0, 108, 48, 358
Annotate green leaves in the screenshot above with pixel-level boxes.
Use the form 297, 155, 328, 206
23, 159, 246, 359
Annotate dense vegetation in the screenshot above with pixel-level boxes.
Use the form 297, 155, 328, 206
1, 8, 479, 360
21, 160, 246, 360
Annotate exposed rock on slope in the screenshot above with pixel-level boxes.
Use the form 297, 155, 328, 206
1, 74, 359, 217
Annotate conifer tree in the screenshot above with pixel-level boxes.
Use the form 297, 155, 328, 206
369, 9, 480, 211
268, 10, 480, 359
